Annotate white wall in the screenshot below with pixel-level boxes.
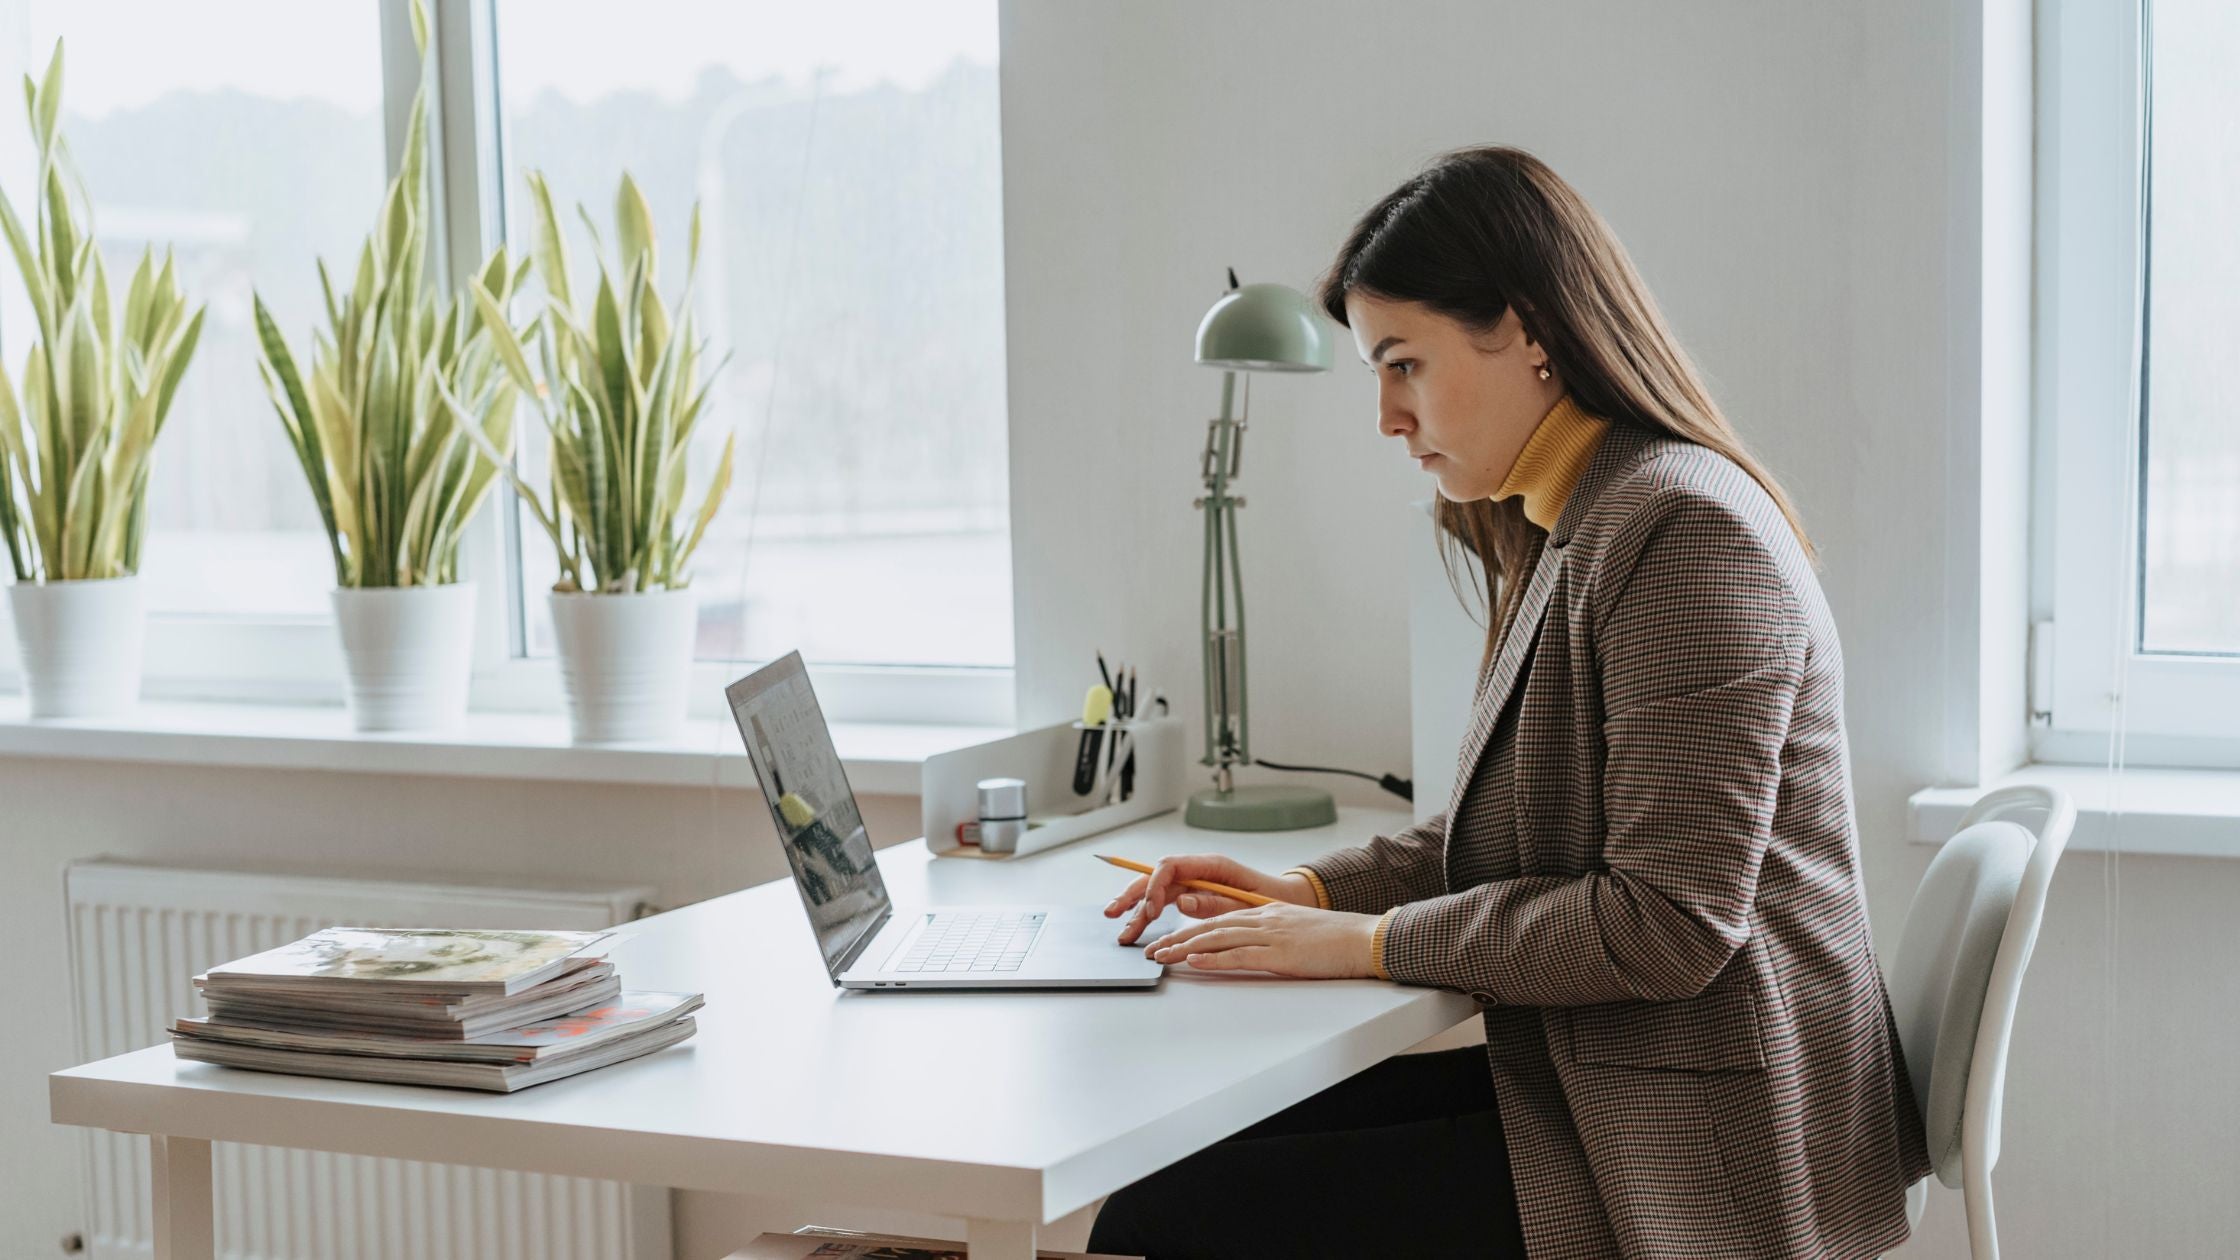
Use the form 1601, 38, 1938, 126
7, 3, 2237, 1257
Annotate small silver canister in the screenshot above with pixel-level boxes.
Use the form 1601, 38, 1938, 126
976, 777, 1029, 853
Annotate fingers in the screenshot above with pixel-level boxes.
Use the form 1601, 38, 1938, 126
1171, 944, 1274, 970
1102, 874, 1148, 919
1176, 892, 1249, 918
1123, 858, 1182, 942
1109, 856, 1251, 943
1147, 925, 1253, 960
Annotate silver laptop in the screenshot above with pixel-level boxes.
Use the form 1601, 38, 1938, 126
726, 652, 1173, 990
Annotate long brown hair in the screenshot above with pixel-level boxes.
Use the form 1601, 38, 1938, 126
1318, 146, 1814, 674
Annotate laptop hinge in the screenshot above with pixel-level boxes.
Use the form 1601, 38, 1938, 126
835, 908, 896, 974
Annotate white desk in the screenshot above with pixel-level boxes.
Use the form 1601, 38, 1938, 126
50, 805, 1476, 1259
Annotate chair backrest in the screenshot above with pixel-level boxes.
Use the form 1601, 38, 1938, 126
1888, 785, 2074, 1186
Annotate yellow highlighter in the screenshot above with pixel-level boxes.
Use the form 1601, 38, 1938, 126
1093, 854, 1277, 907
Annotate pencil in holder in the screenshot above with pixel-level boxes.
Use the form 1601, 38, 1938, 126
1072, 717, 1139, 808
923, 715, 1184, 860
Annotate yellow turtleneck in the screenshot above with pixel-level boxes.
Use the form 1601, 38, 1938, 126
1496, 393, 1610, 530
1290, 396, 1609, 984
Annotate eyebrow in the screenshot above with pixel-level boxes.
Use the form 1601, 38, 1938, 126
1367, 336, 1407, 364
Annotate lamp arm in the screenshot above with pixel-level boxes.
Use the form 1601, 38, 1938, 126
1226, 483, 1249, 763
1200, 471, 1219, 767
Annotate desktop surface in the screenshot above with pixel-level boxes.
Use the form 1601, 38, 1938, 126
51, 804, 1470, 1225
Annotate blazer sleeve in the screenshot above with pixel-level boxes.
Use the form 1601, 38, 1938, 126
1287, 810, 1450, 916
1376, 486, 1807, 1004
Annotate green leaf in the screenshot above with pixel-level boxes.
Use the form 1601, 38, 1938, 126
63, 293, 103, 473
524, 170, 572, 312
614, 172, 656, 280
256, 292, 351, 571
58, 425, 104, 578
43, 164, 78, 301
149, 305, 203, 439
435, 372, 579, 589
0, 184, 46, 327
674, 428, 735, 582
34, 40, 63, 154
121, 247, 153, 348
23, 344, 61, 567
470, 282, 539, 396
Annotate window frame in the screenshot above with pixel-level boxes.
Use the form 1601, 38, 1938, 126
2033, 0, 2240, 766
0, 0, 1015, 729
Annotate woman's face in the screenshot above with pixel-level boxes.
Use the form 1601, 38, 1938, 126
1343, 291, 1562, 502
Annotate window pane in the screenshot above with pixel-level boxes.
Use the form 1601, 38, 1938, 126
0, 2, 386, 616
2141, 0, 2240, 654
493, 0, 1012, 669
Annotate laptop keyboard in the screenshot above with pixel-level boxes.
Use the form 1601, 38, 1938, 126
892, 911, 1047, 973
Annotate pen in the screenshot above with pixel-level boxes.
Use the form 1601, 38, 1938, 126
1091, 853, 1277, 907
1119, 667, 1138, 797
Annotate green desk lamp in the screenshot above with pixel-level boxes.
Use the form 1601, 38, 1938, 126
1185, 272, 1339, 831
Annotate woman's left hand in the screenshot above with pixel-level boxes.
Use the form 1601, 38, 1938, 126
1142, 902, 1385, 979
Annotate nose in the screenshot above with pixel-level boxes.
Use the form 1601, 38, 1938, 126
1375, 379, 1413, 439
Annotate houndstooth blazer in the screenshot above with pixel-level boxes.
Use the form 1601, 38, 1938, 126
1301, 423, 1931, 1259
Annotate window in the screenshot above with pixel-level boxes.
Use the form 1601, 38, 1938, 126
489, 0, 1012, 672
1, 0, 1013, 723
0, 1, 386, 619
2037, 0, 2240, 758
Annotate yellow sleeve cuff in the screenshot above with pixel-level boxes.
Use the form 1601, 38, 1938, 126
1282, 866, 1332, 911
1369, 907, 1398, 981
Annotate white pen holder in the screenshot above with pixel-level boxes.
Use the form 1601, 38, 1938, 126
923, 715, 1185, 860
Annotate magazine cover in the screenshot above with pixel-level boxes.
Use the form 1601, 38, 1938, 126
202, 928, 613, 994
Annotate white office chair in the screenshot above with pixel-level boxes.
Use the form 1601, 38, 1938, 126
1886, 784, 2075, 1260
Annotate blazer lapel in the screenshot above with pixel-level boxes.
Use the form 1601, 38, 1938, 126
1442, 422, 1657, 833
1447, 538, 1563, 822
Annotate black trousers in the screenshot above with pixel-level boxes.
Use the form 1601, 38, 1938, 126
1084, 1045, 1527, 1259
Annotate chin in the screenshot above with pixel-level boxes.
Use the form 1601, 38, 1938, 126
1434, 474, 1494, 502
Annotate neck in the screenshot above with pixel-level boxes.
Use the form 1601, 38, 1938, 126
1494, 394, 1609, 530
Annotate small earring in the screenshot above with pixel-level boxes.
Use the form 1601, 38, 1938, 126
1536, 364, 1552, 381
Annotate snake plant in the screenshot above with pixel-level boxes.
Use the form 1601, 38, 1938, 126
0, 39, 207, 583
253, 0, 525, 588
448, 171, 735, 594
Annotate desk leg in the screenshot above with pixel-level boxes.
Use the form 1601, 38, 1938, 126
966, 1217, 1036, 1259
149, 1135, 214, 1260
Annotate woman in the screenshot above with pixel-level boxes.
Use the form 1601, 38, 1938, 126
1086, 147, 1930, 1260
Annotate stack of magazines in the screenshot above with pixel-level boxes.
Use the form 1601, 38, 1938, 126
171, 927, 701, 1092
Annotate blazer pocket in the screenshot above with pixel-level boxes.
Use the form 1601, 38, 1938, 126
1566, 976, 1768, 1072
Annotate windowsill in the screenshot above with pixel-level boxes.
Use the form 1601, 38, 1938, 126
0, 696, 1008, 795
1909, 763, 2240, 859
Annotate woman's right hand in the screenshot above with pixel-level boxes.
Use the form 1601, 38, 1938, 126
1105, 854, 1317, 945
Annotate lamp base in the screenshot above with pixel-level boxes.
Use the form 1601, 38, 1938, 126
1185, 783, 1338, 832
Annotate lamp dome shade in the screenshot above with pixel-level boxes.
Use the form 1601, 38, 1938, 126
1195, 282, 1334, 372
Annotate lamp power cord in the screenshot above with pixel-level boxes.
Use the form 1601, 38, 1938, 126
1248, 757, 1413, 803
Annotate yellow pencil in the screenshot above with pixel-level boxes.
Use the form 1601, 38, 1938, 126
1092, 853, 1276, 906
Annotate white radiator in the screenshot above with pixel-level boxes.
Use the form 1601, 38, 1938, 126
64, 859, 672, 1260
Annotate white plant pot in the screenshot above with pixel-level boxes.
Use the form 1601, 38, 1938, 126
331, 584, 477, 732
8, 575, 145, 718
549, 588, 698, 744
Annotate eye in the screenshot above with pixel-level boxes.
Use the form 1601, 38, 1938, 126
1384, 359, 1415, 378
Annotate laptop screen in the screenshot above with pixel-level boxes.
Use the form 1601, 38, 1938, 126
725, 652, 890, 979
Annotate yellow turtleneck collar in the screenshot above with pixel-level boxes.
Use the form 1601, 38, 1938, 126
1495, 394, 1610, 530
